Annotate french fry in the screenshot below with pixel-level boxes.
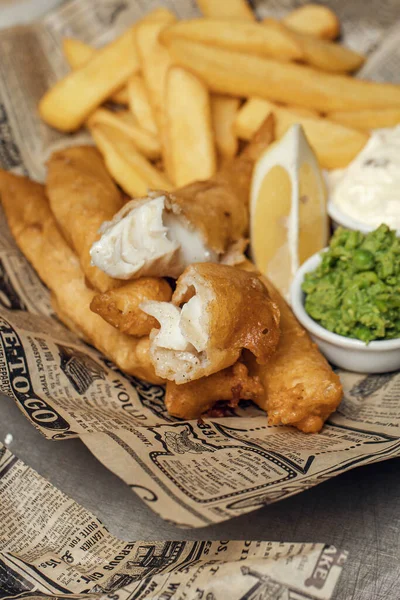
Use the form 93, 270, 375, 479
111, 87, 130, 105
197, 0, 255, 21
165, 67, 216, 187
89, 108, 161, 159
61, 5, 175, 107
40, 28, 140, 132
135, 13, 177, 180
235, 98, 368, 169
90, 123, 173, 197
90, 278, 172, 337
166, 38, 400, 112
282, 4, 340, 40
293, 31, 364, 73
262, 18, 364, 73
286, 105, 319, 118
211, 95, 241, 161
0, 170, 162, 384
62, 37, 95, 68
135, 14, 177, 128
160, 19, 303, 62
63, 39, 129, 105
141, 6, 179, 22
327, 108, 400, 131
128, 74, 158, 135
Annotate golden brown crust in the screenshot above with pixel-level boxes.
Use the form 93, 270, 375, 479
173, 262, 280, 370
90, 277, 172, 336
165, 362, 264, 419
240, 261, 343, 433
0, 169, 162, 384
144, 262, 280, 383
46, 145, 123, 292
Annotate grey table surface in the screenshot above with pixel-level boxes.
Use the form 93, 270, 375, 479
1, 394, 400, 600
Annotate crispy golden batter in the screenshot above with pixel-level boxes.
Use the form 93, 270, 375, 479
241, 261, 343, 433
0, 169, 162, 384
168, 114, 275, 255
90, 116, 275, 282
50, 292, 89, 342
142, 263, 280, 383
165, 362, 264, 419
46, 146, 123, 292
90, 277, 172, 336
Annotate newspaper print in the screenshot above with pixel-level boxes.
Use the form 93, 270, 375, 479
0, 0, 399, 528
0, 442, 347, 600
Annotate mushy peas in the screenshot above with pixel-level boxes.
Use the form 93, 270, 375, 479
302, 224, 400, 343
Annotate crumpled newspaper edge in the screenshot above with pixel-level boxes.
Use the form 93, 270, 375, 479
0, 442, 347, 600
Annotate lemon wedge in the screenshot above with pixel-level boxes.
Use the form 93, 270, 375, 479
250, 124, 328, 299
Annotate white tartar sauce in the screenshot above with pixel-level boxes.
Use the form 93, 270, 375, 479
327, 125, 400, 230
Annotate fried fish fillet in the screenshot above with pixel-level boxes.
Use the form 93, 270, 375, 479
165, 362, 264, 419
90, 116, 275, 280
0, 169, 162, 384
90, 277, 172, 336
240, 261, 342, 433
50, 292, 89, 342
141, 263, 280, 383
46, 146, 123, 293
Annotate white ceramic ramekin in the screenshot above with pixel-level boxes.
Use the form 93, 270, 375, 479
328, 201, 400, 236
290, 251, 400, 373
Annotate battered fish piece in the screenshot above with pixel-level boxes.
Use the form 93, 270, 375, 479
46, 146, 123, 293
90, 277, 172, 336
50, 293, 89, 342
165, 362, 264, 419
241, 261, 342, 433
0, 169, 162, 384
90, 116, 275, 279
141, 263, 280, 383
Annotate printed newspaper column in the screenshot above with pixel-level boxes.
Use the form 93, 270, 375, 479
0, 443, 347, 599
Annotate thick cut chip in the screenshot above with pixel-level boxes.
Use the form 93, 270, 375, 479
128, 74, 158, 135
160, 19, 303, 62
165, 38, 400, 112
262, 18, 361, 73
327, 108, 400, 131
165, 67, 216, 187
282, 4, 340, 40
90, 124, 173, 197
197, 0, 255, 20
89, 108, 161, 159
286, 105, 319, 118
235, 98, 368, 169
135, 13, 177, 181
211, 95, 241, 161
62, 38, 129, 105
40, 27, 140, 131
